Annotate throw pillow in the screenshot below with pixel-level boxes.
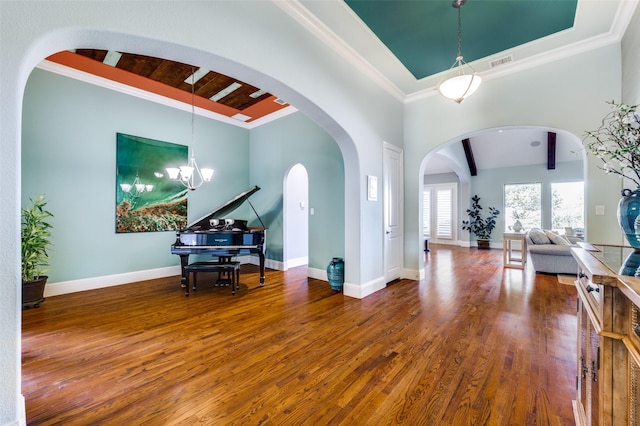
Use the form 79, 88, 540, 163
528, 228, 550, 244
545, 230, 571, 246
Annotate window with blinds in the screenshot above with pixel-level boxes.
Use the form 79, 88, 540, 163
423, 183, 456, 242
423, 190, 431, 238
436, 188, 453, 239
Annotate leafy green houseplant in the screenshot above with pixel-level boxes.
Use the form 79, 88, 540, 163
21, 194, 54, 308
462, 195, 500, 249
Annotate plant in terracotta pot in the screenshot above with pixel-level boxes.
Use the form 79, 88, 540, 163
584, 101, 640, 247
462, 195, 500, 249
21, 194, 54, 309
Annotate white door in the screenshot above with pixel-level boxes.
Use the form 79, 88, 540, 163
383, 142, 403, 282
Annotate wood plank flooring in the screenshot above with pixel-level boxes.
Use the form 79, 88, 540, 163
22, 245, 577, 425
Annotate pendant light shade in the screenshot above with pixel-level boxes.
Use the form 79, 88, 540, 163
437, 0, 481, 103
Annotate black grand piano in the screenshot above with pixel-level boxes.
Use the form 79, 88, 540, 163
171, 185, 266, 287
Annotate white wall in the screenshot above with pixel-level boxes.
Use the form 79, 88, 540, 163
622, 2, 640, 104
404, 44, 623, 276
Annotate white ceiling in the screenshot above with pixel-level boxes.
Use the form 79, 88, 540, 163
424, 128, 584, 175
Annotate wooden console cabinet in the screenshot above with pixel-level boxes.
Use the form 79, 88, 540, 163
571, 244, 640, 425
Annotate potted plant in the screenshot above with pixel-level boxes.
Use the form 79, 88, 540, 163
584, 101, 640, 247
21, 194, 54, 309
462, 195, 500, 249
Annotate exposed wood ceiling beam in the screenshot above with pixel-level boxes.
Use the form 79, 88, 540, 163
547, 132, 556, 170
462, 138, 477, 176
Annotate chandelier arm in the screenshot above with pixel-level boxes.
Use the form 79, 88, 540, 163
457, 4, 462, 58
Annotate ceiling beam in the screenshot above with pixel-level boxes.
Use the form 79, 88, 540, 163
547, 132, 556, 170
462, 138, 477, 176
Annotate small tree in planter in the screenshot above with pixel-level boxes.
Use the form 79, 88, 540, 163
462, 195, 500, 249
21, 194, 54, 308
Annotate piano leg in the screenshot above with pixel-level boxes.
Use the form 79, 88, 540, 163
179, 254, 189, 288
259, 251, 265, 286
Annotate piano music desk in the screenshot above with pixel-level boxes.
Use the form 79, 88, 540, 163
183, 261, 240, 296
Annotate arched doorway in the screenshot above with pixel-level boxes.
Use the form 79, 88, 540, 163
418, 126, 586, 272
283, 163, 309, 269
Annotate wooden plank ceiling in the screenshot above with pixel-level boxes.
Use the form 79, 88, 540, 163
46, 49, 289, 123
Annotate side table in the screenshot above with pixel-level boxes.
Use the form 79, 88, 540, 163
503, 232, 527, 269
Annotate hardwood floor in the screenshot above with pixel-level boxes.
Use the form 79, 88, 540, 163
22, 245, 577, 425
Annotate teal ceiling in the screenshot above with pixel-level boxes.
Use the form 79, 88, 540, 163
344, 0, 578, 80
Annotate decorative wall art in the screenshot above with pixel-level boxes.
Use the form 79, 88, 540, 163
367, 175, 378, 201
116, 133, 188, 233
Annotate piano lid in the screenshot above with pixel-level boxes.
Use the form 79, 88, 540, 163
187, 185, 264, 230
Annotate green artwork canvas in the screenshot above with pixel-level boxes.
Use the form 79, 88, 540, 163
116, 133, 188, 233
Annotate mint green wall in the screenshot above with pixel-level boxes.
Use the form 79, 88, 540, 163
467, 160, 583, 240
249, 112, 344, 269
22, 69, 251, 282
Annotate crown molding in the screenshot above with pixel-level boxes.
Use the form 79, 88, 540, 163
273, 0, 406, 103
406, 18, 630, 104
278, 0, 638, 105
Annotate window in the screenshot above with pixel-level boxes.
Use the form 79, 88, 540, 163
423, 184, 456, 242
551, 182, 584, 233
423, 190, 431, 237
504, 183, 542, 231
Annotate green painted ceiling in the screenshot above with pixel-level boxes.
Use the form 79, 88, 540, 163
344, 0, 578, 80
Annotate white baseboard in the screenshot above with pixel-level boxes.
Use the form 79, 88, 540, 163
284, 256, 308, 269
307, 266, 327, 281
345, 276, 386, 299
45, 266, 182, 297
402, 268, 421, 280
43, 260, 394, 301
308, 266, 384, 299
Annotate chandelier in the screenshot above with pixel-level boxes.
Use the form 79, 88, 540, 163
120, 171, 153, 198
437, 0, 482, 103
166, 68, 214, 190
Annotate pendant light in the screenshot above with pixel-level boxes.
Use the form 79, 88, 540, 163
166, 67, 214, 190
437, 0, 482, 103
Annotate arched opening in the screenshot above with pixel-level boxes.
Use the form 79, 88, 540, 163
418, 126, 586, 273
11, 25, 363, 421
283, 163, 309, 270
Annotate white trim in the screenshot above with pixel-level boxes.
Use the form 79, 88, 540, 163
402, 268, 420, 281
276, 0, 638, 104
344, 276, 386, 299
36, 60, 298, 129
273, 0, 405, 102
307, 266, 327, 281
45, 266, 181, 297
284, 256, 309, 269
407, 30, 623, 103
307, 267, 386, 299
44, 256, 290, 297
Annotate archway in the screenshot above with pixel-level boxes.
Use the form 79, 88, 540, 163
283, 163, 309, 270
7, 23, 366, 422
418, 126, 586, 275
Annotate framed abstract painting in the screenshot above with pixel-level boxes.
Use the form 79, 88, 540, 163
115, 133, 188, 233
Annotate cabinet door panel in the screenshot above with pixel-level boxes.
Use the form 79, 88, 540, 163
589, 324, 599, 425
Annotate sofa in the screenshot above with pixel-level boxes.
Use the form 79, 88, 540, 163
526, 228, 580, 274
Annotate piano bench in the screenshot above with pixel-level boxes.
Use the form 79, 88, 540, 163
183, 261, 240, 296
